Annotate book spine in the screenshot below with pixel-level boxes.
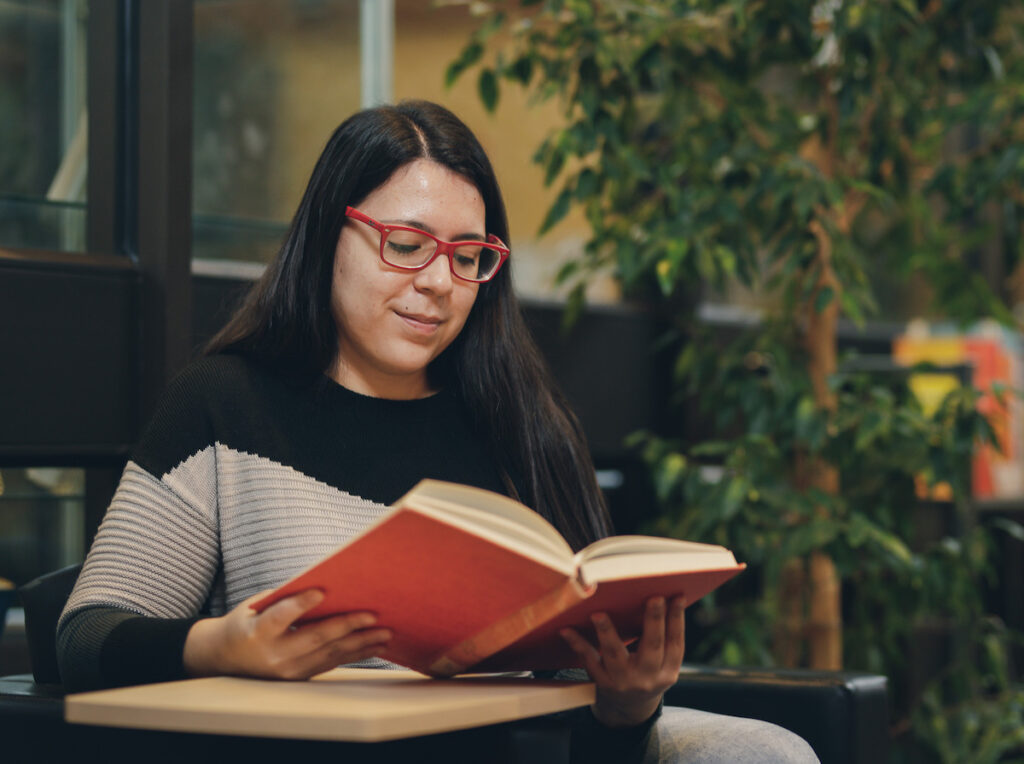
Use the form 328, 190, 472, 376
426, 576, 591, 677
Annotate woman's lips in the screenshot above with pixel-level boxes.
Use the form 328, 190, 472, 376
396, 311, 444, 334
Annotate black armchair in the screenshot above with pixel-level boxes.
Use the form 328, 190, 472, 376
4, 564, 889, 763
18, 562, 80, 685
668, 664, 888, 764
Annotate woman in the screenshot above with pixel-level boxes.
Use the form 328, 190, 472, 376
57, 101, 816, 762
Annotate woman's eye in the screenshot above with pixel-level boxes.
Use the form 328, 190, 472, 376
387, 242, 421, 255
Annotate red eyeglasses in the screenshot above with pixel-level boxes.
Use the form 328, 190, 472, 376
345, 206, 509, 283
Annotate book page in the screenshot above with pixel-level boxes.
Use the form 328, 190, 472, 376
575, 536, 738, 584
401, 480, 574, 562
578, 534, 730, 559
407, 500, 572, 573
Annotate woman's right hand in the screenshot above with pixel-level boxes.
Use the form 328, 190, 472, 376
183, 588, 391, 680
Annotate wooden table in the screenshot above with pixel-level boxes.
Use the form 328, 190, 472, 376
0, 669, 593, 763
64, 667, 594, 742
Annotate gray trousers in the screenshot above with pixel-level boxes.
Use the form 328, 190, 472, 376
643, 706, 821, 763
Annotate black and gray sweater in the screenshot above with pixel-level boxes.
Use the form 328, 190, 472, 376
57, 353, 512, 690
56, 353, 658, 759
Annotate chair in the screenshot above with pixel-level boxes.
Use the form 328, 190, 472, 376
19, 562, 82, 685
8, 564, 889, 763
668, 664, 888, 764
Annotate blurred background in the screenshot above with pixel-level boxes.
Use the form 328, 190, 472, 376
1, 2, 1022, 760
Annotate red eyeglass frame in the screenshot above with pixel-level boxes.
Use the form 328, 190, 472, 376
345, 206, 509, 283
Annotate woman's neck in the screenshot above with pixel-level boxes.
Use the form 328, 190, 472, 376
327, 356, 435, 400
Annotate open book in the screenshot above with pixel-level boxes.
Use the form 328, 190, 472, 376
252, 480, 744, 677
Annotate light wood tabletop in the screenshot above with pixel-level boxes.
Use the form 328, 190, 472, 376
64, 667, 595, 742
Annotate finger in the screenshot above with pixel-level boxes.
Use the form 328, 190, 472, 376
295, 625, 392, 672
253, 588, 325, 637
272, 635, 392, 681
635, 597, 667, 672
286, 611, 380, 653
289, 615, 388, 657
662, 596, 687, 672
301, 641, 392, 680
560, 627, 608, 684
590, 612, 630, 674
325, 627, 392, 658
272, 620, 392, 679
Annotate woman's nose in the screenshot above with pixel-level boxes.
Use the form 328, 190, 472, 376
413, 252, 455, 295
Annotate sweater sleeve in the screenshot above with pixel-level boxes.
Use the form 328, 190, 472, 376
57, 364, 222, 691
57, 606, 200, 691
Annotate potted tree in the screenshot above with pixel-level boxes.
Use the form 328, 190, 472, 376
448, 1, 1024, 759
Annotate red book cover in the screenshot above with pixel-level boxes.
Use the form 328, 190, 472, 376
471, 566, 744, 672
253, 480, 744, 676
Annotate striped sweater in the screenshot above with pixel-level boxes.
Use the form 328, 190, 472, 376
55, 353, 661, 757
56, 353, 512, 691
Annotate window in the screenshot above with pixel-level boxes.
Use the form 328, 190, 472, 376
0, 468, 85, 586
0, 0, 89, 252
192, 0, 361, 269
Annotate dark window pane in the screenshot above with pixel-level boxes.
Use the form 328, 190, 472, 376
0, 0, 88, 251
0, 468, 85, 587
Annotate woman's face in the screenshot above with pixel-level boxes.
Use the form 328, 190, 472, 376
329, 158, 484, 399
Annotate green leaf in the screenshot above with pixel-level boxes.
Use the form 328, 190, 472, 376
895, 0, 921, 19
673, 343, 698, 382
689, 441, 734, 458
555, 259, 579, 285
561, 282, 586, 333
476, 10, 506, 41
538, 188, 572, 235
714, 245, 737, 277
574, 168, 599, 200
851, 516, 914, 564
444, 42, 484, 88
544, 145, 566, 187
721, 477, 748, 519
655, 452, 688, 500
854, 409, 887, 451
656, 259, 674, 296
989, 517, 1024, 543
509, 55, 534, 85
840, 290, 866, 326
795, 396, 818, 442
478, 68, 499, 112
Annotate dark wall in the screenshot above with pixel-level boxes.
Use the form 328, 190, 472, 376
0, 257, 139, 464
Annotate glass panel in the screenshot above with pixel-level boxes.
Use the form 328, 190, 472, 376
193, 0, 361, 266
0, 0, 88, 252
0, 468, 85, 587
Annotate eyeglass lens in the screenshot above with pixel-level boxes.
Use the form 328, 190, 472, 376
383, 229, 501, 281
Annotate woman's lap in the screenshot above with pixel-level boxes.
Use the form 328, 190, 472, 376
643, 706, 820, 764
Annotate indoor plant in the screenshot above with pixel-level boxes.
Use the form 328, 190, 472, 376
448, 1, 1024, 759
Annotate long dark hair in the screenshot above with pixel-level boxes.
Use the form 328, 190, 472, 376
205, 100, 611, 549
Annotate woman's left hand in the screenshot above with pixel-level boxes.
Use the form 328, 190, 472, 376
560, 595, 686, 728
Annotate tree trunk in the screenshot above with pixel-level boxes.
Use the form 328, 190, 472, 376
772, 71, 852, 670
773, 557, 806, 667
800, 205, 844, 669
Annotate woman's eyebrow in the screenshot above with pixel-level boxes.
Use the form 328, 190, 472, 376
383, 218, 486, 241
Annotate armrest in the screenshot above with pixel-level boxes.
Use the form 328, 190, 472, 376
20, 563, 82, 685
665, 665, 888, 764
